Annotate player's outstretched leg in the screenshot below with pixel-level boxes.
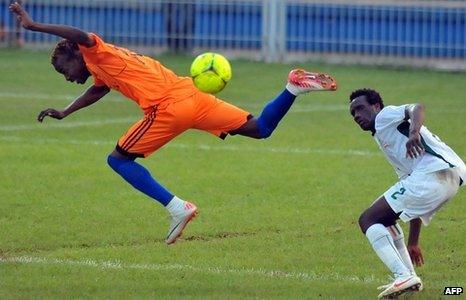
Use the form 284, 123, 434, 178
107, 153, 197, 245
233, 69, 337, 139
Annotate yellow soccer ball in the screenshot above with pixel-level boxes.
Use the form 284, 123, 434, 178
190, 52, 232, 94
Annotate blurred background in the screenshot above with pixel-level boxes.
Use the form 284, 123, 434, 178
1, 0, 465, 70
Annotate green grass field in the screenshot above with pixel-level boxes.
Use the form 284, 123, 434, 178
0, 49, 465, 299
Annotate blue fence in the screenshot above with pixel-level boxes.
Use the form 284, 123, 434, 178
1, 1, 263, 49
286, 4, 466, 58
1, 1, 465, 61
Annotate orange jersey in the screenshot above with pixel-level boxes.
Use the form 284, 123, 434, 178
78, 34, 197, 110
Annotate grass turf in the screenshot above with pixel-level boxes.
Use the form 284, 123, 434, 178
0, 49, 465, 299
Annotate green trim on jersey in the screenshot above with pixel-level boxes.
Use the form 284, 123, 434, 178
396, 121, 455, 168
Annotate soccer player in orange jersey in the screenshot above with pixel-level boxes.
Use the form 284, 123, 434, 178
10, 2, 337, 244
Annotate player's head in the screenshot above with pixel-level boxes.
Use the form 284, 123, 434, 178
349, 88, 384, 132
51, 39, 90, 84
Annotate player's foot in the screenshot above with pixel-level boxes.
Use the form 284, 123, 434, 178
377, 275, 422, 299
377, 275, 423, 292
286, 69, 337, 95
417, 278, 424, 292
165, 201, 198, 245
377, 276, 395, 291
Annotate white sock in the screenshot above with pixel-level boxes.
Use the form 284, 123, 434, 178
285, 83, 300, 96
366, 224, 411, 278
388, 223, 416, 275
165, 196, 184, 216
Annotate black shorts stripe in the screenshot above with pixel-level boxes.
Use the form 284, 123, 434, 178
115, 144, 144, 159
123, 116, 155, 152
120, 107, 157, 151
120, 118, 151, 150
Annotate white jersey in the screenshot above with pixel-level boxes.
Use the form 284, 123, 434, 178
373, 104, 466, 180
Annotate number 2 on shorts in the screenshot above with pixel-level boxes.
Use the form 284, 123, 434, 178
391, 187, 406, 200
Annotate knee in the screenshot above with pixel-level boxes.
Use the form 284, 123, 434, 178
107, 148, 135, 168
107, 153, 131, 171
358, 211, 373, 234
233, 118, 271, 139
107, 154, 120, 171
257, 122, 273, 139
258, 127, 273, 139
255, 118, 273, 139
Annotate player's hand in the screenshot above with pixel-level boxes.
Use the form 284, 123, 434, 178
9, 2, 35, 30
408, 244, 424, 267
37, 109, 67, 122
406, 131, 424, 159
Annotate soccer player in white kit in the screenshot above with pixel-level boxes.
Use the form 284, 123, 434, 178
349, 88, 466, 299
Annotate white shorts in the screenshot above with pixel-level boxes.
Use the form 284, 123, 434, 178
384, 167, 463, 225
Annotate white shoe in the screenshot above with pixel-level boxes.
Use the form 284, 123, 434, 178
165, 201, 198, 245
286, 69, 337, 95
377, 276, 395, 291
417, 279, 424, 292
378, 275, 422, 299
378, 274, 424, 293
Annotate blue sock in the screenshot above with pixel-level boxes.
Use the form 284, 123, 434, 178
256, 89, 296, 138
107, 155, 174, 206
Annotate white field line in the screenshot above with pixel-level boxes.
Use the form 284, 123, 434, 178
0, 91, 345, 113
0, 256, 383, 285
0, 92, 79, 101
0, 135, 382, 157
0, 106, 345, 131
0, 118, 136, 131
167, 142, 382, 157
0, 91, 124, 103
2, 91, 465, 114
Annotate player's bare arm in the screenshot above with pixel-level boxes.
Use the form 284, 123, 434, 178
404, 103, 425, 159
9, 2, 94, 47
38, 85, 110, 122
407, 218, 424, 267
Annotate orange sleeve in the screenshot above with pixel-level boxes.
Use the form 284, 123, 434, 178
78, 34, 126, 86
91, 77, 106, 87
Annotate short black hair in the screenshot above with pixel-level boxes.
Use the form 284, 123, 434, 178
349, 88, 384, 109
50, 39, 80, 71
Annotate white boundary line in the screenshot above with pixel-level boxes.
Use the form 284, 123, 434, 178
0, 256, 456, 289
0, 91, 346, 113
0, 91, 124, 103
0, 92, 78, 101
1, 91, 465, 114
0, 136, 382, 157
0, 256, 383, 285
169, 142, 382, 157
0, 118, 136, 131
